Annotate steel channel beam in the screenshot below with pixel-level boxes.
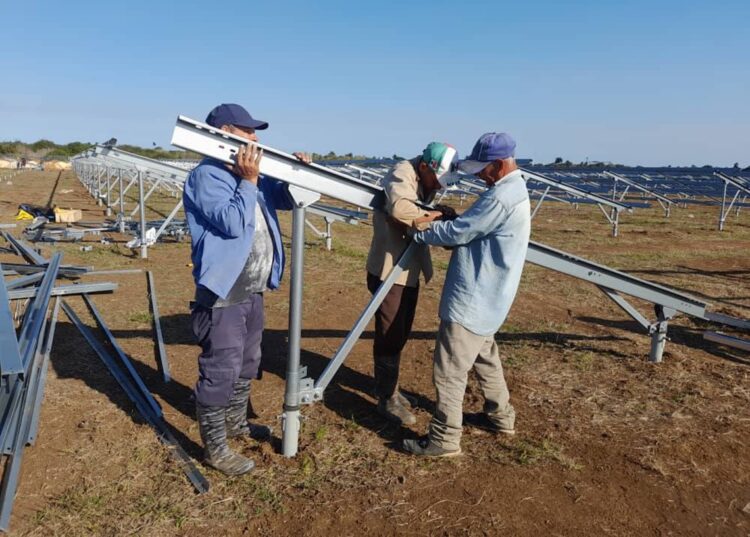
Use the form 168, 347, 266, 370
4, 273, 44, 290
603, 171, 674, 206
7, 282, 117, 300
703, 331, 750, 352
1, 232, 47, 265
146, 272, 171, 383
27, 297, 61, 445
521, 169, 633, 213
0, 321, 49, 531
0, 255, 61, 457
0, 263, 89, 278
307, 204, 366, 224
525, 241, 707, 318
715, 172, 750, 196
0, 269, 23, 377
60, 301, 209, 494
171, 116, 384, 210
704, 312, 750, 330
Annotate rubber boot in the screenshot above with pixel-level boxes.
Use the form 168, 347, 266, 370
374, 354, 416, 425
225, 379, 272, 441
196, 402, 254, 475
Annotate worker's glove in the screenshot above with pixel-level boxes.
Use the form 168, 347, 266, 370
434, 204, 458, 221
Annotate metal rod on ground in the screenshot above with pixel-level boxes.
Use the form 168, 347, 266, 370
60, 300, 209, 494
4, 273, 45, 290
7, 282, 117, 300
82, 294, 163, 418
281, 204, 307, 457
27, 297, 61, 445
146, 271, 171, 383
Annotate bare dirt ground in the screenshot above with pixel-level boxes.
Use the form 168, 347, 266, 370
1, 170, 749, 536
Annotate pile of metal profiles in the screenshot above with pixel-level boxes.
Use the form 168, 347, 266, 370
171, 115, 750, 457
69, 146, 366, 257
0, 235, 206, 531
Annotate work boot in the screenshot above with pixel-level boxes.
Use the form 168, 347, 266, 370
225, 379, 273, 441
196, 402, 255, 476
397, 391, 415, 409
377, 394, 417, 426
402, 435, 462, 457
463, 412, 516, 435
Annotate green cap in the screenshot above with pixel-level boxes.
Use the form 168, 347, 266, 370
421, 142, 458, 185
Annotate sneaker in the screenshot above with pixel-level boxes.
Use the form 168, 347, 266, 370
402, 436, 462, 457
463, 412, 515, 435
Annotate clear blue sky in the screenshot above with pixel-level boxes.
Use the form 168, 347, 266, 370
1, 0, 748, 166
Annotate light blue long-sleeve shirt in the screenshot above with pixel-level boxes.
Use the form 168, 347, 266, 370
183, 158, 294, 299
413, 170, 530, 336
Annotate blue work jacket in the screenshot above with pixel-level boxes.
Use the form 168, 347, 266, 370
183, 157, 293, 299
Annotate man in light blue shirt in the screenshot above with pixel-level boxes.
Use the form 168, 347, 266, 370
403, 132, 531, 457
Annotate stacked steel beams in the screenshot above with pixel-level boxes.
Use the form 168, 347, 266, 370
0, 234, 206, 532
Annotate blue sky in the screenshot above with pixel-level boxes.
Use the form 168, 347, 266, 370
1, 0, 748, 166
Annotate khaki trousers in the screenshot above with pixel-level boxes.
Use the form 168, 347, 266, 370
429, 320, 515, 451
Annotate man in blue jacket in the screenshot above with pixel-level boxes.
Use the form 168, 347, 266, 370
183, 103, 306, 475
402, 132, 531, 457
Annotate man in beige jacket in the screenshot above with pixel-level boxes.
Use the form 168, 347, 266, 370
365, 142, 458, 424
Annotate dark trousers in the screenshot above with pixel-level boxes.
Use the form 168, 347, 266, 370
191, 294, 264, 407
366, 272, 419, 399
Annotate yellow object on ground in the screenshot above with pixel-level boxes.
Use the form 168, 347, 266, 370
15, 209, 34, 220
54, 207, 82, 223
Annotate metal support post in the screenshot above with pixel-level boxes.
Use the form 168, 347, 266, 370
281, 204, 307, 457
105, 168, 112, 216
325, 219, 333, 251
118, 169, 125, 233
138, 171, 147, 258
649, 306, 673, 363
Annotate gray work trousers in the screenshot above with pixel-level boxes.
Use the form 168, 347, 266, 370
429, 320, 515, 451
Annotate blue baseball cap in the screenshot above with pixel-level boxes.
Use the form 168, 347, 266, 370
205, 103, 268, 130
457, 132, 516, 175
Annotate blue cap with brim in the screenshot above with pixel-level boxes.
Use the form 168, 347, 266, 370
457, 132, 516, 175
206, 103, 268, 130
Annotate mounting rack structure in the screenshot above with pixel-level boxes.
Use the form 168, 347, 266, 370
172, 115, 749, 458
71, 146, 364, 256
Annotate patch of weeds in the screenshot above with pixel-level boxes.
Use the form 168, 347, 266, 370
295, 454, 323, 490
333, 242, 367, 261
314, 425, 328, 442
238, 477, 285, 514
574, 351, 595, 371
343, 414, 361, 432
670, 390, 694, 405
129, 310, 153, 324
494, 438, 583, 471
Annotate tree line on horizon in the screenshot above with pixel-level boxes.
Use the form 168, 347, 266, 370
0, 139, 396, 163
0, 139, 746, 170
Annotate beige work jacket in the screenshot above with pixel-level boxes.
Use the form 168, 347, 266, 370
366, 158, 435, 288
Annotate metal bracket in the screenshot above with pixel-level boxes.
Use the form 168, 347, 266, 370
288, 185, 320, 207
